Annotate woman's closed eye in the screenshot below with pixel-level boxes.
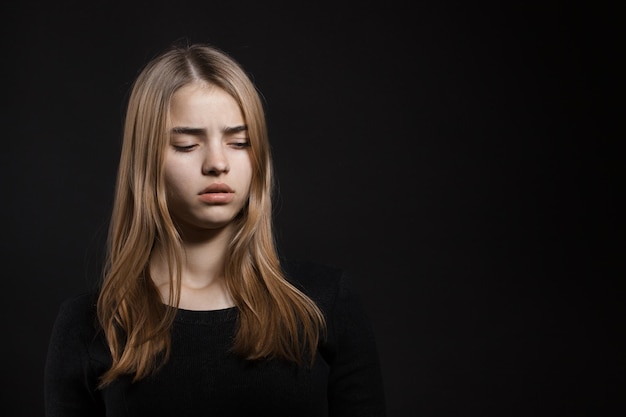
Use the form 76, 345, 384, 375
229, 139, 250, 149
172, 144, 198, 152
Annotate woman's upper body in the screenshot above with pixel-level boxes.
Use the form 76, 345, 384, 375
44, 43, 386, 416
44, 259, 387, 416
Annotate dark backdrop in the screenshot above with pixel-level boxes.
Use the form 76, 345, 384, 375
1, 1, 622, 416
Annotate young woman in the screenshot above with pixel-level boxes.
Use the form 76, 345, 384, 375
44, 43, 386, 416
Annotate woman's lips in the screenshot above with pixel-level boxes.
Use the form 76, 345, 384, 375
198, 183, 235, 204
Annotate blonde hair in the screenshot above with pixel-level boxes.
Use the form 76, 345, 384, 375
97, 43, 325, 387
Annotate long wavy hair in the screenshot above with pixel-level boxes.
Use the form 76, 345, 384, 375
96, 43, 325, 387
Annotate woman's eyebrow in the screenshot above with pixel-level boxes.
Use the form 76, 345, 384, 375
171, 126, 206, 136
171, 125, 248, 135
223, 124, 248, 134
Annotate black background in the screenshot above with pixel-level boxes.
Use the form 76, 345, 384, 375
1, 1, 622, 416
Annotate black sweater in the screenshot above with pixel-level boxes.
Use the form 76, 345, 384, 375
44, 260, 387, 416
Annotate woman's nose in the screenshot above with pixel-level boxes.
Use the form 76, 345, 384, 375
202, 144, 229, 175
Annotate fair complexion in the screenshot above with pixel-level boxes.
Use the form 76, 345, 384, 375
150, 82, 253, 310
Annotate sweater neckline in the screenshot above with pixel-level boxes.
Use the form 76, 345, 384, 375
172, 306, 238, 325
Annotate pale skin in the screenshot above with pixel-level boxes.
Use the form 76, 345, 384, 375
150, 82, 253, 311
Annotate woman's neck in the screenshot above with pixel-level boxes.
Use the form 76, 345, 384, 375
150, 226, 235, 311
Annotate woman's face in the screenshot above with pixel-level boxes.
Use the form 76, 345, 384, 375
163, 82, 253, 234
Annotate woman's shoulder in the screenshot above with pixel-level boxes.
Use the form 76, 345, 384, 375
46, 288, 111, 388
58, 289, 99, 312
52, 289, 100, 336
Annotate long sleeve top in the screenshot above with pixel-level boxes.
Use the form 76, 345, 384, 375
44, 259, 387, 416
